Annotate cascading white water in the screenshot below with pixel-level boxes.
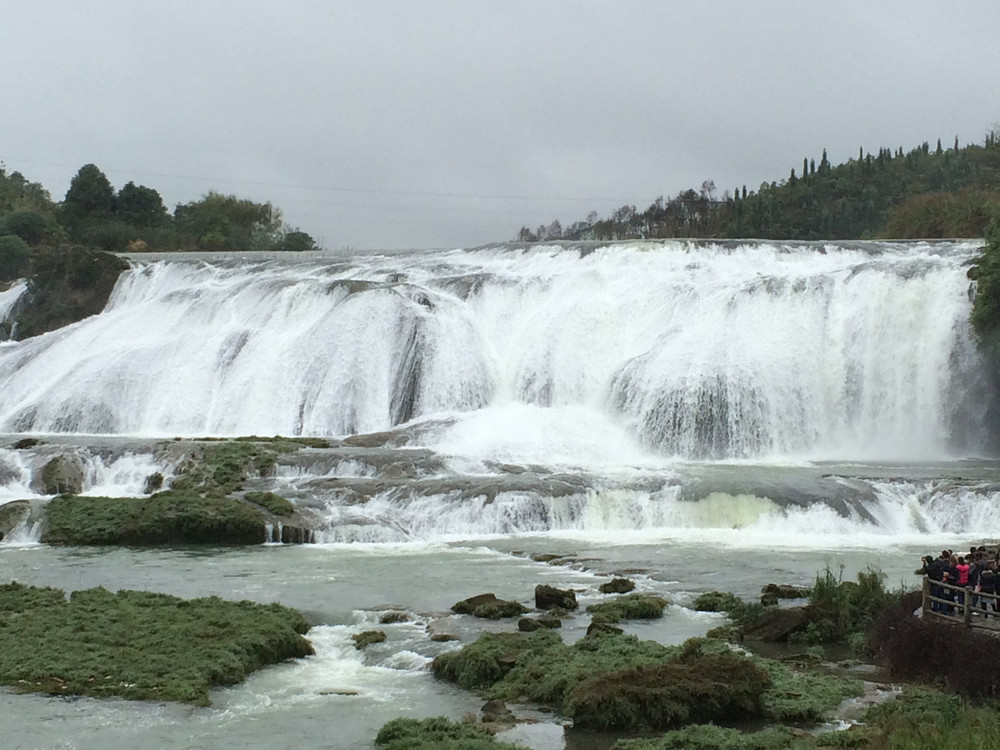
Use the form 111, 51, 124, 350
0, 240, 988, 461
0, 281, 27, 340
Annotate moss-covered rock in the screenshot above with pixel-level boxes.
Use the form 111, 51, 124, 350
452, 593, 528, 619
433, 631, 861, 732
143, 472, 163, 494
352, 630, 387, 649
0, 500, 31, 540
39, 454, 85, 495
587, 593, 669, 623
378, 610, 411, 624
375, 717, 527, 750
0, 581, 313, 705
535, 584, 577, 610
567, 651, 773, 730
693, 590, 743, 612
41, 490, 266, 545
600, 578, 636, 594
8, 245, 128, 340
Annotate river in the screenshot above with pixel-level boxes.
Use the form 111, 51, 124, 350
0, 239, 997, 748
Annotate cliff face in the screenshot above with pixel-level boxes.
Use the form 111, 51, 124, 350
4, 246, 128, 340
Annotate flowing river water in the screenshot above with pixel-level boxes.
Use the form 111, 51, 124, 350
1, 240, 998, 748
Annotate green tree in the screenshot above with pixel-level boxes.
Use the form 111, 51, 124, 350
1, 211, 49, 245
279, 230, 317, 252
174, 191, 282, 250
0, 234, 31, 281
62, 164, 115, 222
115, 182, 167, 228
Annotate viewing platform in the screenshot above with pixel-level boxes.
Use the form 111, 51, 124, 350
921, 576, 1000, 633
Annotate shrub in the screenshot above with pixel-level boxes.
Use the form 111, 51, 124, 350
795, 565, 900, 648
870, 591, 1000, 698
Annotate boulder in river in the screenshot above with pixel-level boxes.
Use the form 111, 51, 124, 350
37, 454, 85, 495
535, 584, 577, 610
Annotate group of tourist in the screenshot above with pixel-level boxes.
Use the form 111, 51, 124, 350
918, 547, 999, 616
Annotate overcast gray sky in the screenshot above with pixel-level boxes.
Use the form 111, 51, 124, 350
3, 1, 999, 250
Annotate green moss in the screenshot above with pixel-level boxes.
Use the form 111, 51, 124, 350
612, 724, 807, 750
375, 717, 527, 750
244, 491, 295, 517
352, 630, 387, 649
434, 632, 863, 733
567, 651, 773, 730
758, 658, 863, 723
821, 687, 1000, 749
233, 435, 331, 449
0, 581, 313, 705
172, 437, 325, 495
42, 491, 266, 545
433, 629, 679, 709
587, 593, 669, 623
432, 631, 555, 690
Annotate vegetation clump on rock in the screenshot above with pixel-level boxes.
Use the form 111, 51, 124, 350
587, 593, 669, 623
244, 491, 295, 517
0, 581, 313, 705
432, 629, 859, 732
599, 578, 636, 594
699, 566, 900, 651
452, 593, 528, 619
693, 590, 743, 613
375, 716, 526, 750
41, 491, 267, 545
567, 647, 772, 730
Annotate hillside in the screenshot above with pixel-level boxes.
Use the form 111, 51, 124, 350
520, 134, 1000, 242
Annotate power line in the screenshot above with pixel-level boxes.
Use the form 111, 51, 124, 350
3, 156, 650, 205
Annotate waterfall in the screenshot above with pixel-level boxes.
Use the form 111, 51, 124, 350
0, 240, 987, 461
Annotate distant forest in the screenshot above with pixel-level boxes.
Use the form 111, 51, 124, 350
0, 162, 317, 263
518, 134, 1000, 243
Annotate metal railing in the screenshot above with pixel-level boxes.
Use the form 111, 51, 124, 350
921, 576, 1000, 629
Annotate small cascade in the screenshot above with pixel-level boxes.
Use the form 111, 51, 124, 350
301, 468, 1000, 545
0, 281, 28, 341
0, 514, 43, 546
0, 445, 171, 500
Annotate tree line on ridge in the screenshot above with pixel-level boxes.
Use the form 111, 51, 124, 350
518, 133, 1000, 243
